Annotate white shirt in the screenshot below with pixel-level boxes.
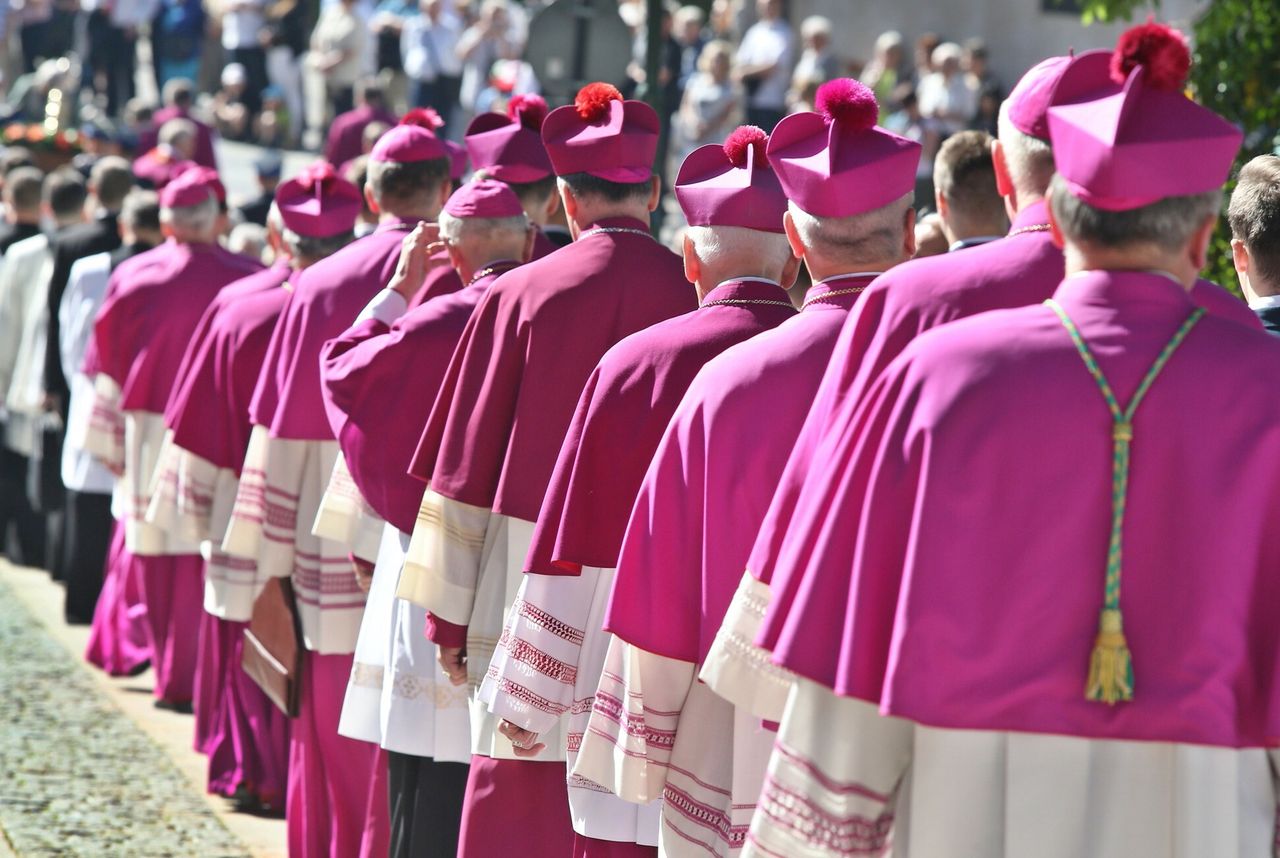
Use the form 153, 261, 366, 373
221, 0, 265, 50
59, 251, 117, 494
401, 11, 463, 81
0, 232, 54, 456
1248, 294, 1280, 311
917, 71, 978, 135
735, 18, 794, 110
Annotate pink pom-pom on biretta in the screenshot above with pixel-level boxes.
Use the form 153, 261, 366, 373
575, 82, 623, 122
723, 125, 768, 168
816, 78, 879, 130
1110, 21, 1190, 91
508, 94, 548, 131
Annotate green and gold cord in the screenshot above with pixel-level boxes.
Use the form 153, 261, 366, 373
1044, 299, 1204, 704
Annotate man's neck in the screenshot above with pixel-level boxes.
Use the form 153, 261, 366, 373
379, 209, 436, 225
1007, 190, 1045, 220
570, 209, 650, 238
694, 271, 780, 302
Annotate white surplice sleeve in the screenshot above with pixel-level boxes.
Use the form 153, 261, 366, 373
397, 488, 491, 625
573, 636, 696, 804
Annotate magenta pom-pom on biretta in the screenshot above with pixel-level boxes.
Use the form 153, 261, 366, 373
1048, 22, 1240, 211
400, 107, 445, 130
675, 125, 787, 233
766, 78, 921, 219
541, 81, 660, 182
507, 94, 548, 131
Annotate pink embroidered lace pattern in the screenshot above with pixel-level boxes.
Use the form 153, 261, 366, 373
497, 627, 579, 685
513, 599, 585, 645
663, 781, 749, 851
749, 740, 894, 856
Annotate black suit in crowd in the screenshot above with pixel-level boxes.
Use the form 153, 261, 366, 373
1255, 304, 1280, 337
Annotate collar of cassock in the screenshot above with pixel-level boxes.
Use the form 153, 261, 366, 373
802, 272, 882, 310
700, 277, 790, 309
1055, 268, 1195, 311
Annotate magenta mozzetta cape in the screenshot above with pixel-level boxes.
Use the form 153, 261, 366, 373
602, 276, 871, 664
526, 278, 797, 576
748, 202, 1261, 597
765, 271, 1280, 748
91, 242, 263, 412
319, 264, 511, 534
409, 217, 696, 522
166, 264, 292, 471
249, 219, 460, 439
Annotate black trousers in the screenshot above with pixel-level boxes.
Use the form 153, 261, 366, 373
0, 446, 46, 569
59, 489, 114, 624
228, 46, 269, 113
387, 751, 469, 858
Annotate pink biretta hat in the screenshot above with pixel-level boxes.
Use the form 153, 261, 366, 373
675, 126, 787, 233
465, 94, 554, 183
159, 167, 216, 209
767, 79, 921, 219
443, 178, 524, 219
276, 162, 362, 237
371, 123, 450, 164
541, 83, 660, 182
1047, 23, 1242, 211
398, 108, 467, 178
1005, 51, 1113, 141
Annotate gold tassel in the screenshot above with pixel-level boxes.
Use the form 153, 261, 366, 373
1085, 608, 1133, 704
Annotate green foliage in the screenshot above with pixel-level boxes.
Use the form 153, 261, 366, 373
1081, 0, 1280, 292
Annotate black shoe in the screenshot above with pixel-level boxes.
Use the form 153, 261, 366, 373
153, 698, 194, 714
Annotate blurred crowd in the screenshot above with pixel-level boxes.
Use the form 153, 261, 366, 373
1, 0, 1001, 179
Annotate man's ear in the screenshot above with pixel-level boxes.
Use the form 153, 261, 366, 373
1045, 189, 1066, 250
559, 182, 578, 223
438, 177, 452, 211
682, 232, 699, 286
1187, 212, 1218, 274
783, 210, 805, 261
543, 188, 560, 220
647, 175, 662, 213
902, 205, 918, 260
521, 225, 536, 263
1232, 237, 1251, 276
991, 137, 1014, 197
779, 251, 802, 291
364, 184, 381, 216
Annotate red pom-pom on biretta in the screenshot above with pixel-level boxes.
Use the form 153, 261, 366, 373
400, 107, 445, 131
816, 78, 879, 130
575, 82, 623, 122
507, 94, 548, 131
1110, 22, 1191, 91
297, 160, 337, 189
723, 125, 768, 168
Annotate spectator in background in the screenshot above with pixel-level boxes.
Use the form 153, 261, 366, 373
120, 97, 155, 152
82, 0, 152, 117
150, 0, 205, 89
918, 41, 977, 138
1228, 154, 1280, 335
735, 0, 792, 130
932, 129, 1007, 250
910, 31, 940, 85
370, 0, 416, 110
963, 38, 999, 98
624, 2, 682, 114
457, 0, 519, 121
235, 151, 282, 226
144, 78, 218, 168
673, 5, 707, 98
708, 0, 737, 42
16, 0, 56, 73
220, 0, 268, 115
212, 63, 253, 141
254, 85, 290, 147
308, 0, 367, 119
676, 40, 738, 158
402, 0, 464, 130
861, 30, 905, 121
227, 221, 269, 261
262, 0, 308, 147
788, 15, 837, 110
150, 0, 204, 88
884, 87, 939, 208
133, 117, 196, 189
0, 167, 44, 256
324, 78, 396, 167
969, 84, 1000, 136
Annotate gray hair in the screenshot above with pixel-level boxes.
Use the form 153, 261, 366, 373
160, 193, 219, 237
159, 117, 197, 148
875, 30, 904, 53
800, 15, 832, 41
228, 222, 268, 261
996, 100, 1055, 199
685, 224, 791, 273
788, 193, 913, 263
283, 227, 355, 261
1049, 172, 1222, 252
438, 210, 529, 244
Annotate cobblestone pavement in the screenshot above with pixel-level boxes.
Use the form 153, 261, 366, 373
0, 574, 249, 857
